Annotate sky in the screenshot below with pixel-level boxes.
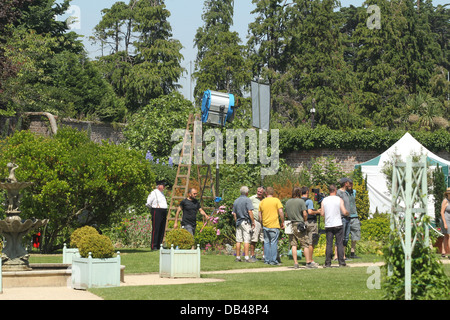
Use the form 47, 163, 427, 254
58, 0, 448, 102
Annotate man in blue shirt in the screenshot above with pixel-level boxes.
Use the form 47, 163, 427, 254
301, 187, 321, 267
232, 186, 256, 263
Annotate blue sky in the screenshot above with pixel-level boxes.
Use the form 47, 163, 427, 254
58, 0, 448, 101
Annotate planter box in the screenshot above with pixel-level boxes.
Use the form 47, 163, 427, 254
159, 245, 201, 278
62, 243, 80, 264
71, 252, 121, 290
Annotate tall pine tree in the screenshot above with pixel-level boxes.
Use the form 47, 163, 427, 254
94, 0, 184, 112
193, 0, 251, 102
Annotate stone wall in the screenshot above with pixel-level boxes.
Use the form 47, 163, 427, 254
0, 115, 125, 144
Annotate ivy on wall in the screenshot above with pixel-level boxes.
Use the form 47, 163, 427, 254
279, 126, 450, 154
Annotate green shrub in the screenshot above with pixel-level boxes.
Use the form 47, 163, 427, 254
165, 228, 195, 249
361, 214, 390, 242
354, 180, 370, 221
70, 226, 99, 249
195, 221, 218, 249
78, 233, 115, 259
383, 223, 450, 300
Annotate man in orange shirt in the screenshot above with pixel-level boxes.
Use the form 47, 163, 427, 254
258, 187, 284, 265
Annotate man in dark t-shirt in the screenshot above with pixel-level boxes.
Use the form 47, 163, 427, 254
174, 188, 209, 236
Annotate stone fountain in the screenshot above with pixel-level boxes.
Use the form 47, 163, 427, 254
0, 162, 48, 271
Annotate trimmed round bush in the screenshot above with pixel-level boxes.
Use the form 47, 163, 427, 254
70, 226, 99, 248
165, 228, 195, 249
78, 233, 115, 259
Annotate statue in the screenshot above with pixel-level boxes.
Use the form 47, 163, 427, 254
0, 161, 48, 271
7, 161, 19, 183
4, 161, 23, 214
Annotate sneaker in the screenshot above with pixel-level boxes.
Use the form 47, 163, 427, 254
245, 257, 257, 263
235, 258, 242, 262
323, 264, 331, 268
306, 262, 318, 269
338, 264, 348, 268
293, 264, 300, 269
350, 254, 361, 259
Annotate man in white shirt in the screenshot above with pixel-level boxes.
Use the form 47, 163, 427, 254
321, 184, 349, 267
146, 180, 168, 250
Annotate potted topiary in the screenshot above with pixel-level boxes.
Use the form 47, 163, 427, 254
159, 228, 201, 279
63, 226, 99, 264
71, 232, 121, 290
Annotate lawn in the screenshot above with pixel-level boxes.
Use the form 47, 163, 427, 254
29, 248, 450, 301
89, 266, 386, 300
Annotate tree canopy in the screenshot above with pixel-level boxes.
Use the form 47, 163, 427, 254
0, 0, 448, 128
0, 127, 154, 252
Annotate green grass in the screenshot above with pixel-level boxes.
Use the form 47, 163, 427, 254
89, 267, 386, 300
29, 249, 450, 301
29, 248, 384, 273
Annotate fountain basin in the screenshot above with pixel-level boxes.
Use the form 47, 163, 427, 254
1, 264, 125, 288
2, 264, 71, 288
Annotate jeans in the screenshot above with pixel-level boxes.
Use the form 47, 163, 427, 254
342, 217, 351, 247
325, 225, 345, 266
263, 227, 280, 265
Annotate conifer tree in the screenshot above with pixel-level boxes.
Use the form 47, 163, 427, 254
193, 0, 251, 101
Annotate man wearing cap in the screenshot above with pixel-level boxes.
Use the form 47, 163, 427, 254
348, 179, 361, 259
335, 177, 351, 260
146, 180, 168, 250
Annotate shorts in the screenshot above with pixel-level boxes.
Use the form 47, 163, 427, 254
251, 220, 264, 243
236, 221, 252, 243
350, 218, 361, 241
306, 220, 319, 247
289, 222, 310, 249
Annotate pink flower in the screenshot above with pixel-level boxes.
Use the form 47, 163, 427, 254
216, 229, 221, 236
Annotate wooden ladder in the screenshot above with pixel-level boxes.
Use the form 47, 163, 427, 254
164, 114, 216, 240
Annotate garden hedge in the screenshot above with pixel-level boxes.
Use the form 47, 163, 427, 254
278, 126, 450, 154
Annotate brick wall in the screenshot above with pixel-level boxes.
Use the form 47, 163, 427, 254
2, 115, 449, 171
284, 149, 450, 173
284, 149, 381, 173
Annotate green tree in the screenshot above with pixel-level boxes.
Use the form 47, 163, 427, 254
1, 29, 124, 120
285, 0, 363, 129
0, 0, 32, 112
247, 0, 289, 82
123, 92, 196, 158
352, 0, 444, 128
193, 0, 251, 101
247, 0, 293, 121
94, 0, 184, 112
432, 164, 447, 224
0, 127, 155, 252
92, 1, 133, 56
